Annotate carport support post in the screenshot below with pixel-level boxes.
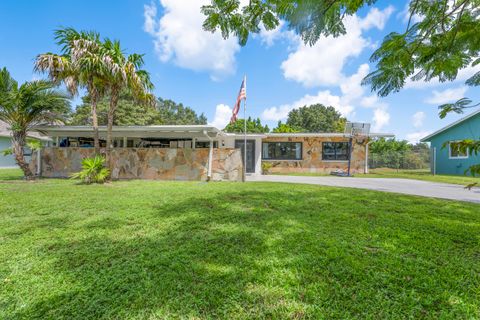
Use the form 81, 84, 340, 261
123, 137, 127, 148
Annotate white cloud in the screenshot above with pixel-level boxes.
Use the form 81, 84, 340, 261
280, 6, 394, 88
372, 107, 390, 132
406, 131, 431, 143
143, 0, 241, 80
412, 111, 426, 128
209, 104, 232, 129
261, 63, 372, 122
405, 64, 480, 90
425, 86, 468, 105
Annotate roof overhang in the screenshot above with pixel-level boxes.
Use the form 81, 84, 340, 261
421, 109, 480, 142
264, 132, 395, 138
33, 125, 222, 139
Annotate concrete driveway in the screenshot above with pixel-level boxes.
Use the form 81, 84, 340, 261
247, 175, 480, 204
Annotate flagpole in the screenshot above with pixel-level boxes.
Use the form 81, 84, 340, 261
243, 75, 247, 182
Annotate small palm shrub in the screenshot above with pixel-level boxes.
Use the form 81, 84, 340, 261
262, 162, 273, 175
70, 156, 110, 184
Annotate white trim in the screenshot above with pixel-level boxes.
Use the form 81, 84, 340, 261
448, 141, 469, 159
421, 109, 480, 142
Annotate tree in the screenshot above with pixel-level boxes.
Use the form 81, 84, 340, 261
157, 98, 208, 125
0, 67, 70, 179
272, 121, 299, 133
70, 92, 207, 126
224, 117, 269, 133
35, 28, 107, 154
285, 104, 346, 133
100, 38, 154, 154
202, 0, 480, 179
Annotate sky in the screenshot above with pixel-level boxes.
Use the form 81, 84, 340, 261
1, 0, 478, 142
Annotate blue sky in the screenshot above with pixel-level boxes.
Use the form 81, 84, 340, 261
1, 0, 478, 141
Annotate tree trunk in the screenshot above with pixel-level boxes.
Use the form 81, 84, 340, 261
89, 85, 100, 155
106, 88, 119, 174
12, 131, 34, 180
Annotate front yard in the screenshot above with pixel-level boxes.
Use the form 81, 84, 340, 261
1, 169, 479, 319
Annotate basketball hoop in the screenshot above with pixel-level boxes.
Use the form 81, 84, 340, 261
344, 122, 371, 176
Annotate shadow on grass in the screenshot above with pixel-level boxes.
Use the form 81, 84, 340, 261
10, 187, 480, 319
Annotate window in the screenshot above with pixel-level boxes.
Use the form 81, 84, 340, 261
262, 142, 302, 160
449, 142, 468, 159
322, 142, 350, 161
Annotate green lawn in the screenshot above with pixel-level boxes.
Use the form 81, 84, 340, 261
273, 168, 480, 186
1, 169, 480, 319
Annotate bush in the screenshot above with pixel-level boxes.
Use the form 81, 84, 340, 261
70, 156, 110, 184
262, 162, 272, 175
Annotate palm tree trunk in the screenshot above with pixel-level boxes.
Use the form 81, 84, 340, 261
106, 88, 119, 174
89, 83, 100, 155
12, 131, 34, 179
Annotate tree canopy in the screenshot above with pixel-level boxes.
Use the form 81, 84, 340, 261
223, 117, 269, 133
284, 104, 346, 133
272, 121, 299, 133
70, 92, 207, 126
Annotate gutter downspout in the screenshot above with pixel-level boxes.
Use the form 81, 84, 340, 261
203, 130, 213, 181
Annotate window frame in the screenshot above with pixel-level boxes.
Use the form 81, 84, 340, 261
448, 141, 469, 159
262, 141, 303, 161
321, 142, 350, 161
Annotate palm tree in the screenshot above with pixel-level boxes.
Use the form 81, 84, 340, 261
101, 39, 154, 154
35, 28, 107, 154
0, 67, 70, 179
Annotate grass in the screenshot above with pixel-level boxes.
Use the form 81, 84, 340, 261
1, 168, 480, 319
273, 168, 480, 186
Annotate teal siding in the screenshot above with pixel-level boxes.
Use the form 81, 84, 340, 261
0, 137, 17, 168
428, 113, 480, 176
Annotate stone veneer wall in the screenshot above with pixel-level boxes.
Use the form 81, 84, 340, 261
262, 136, 367, 174
31, 147, 243, 181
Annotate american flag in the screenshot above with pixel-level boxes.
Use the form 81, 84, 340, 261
230, 76, 247, 123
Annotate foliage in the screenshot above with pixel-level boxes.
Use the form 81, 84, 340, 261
0, 67, 70, 178
224, 117, 269, 133
201, 0, 377, 46
1, 139, 43, 156
285, 104, 346, 133
35, 28, 106, 153
70, 92, 207, 126
272, 121, 300, 133
261, 161, 272, 174
157, 98, 208, 125
369, 138, 430, 170
1, 176, 480, 318
70, 155, 110, 184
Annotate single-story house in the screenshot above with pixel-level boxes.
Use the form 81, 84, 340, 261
29, 124, 393, 181
421, 109, 480, 176
0, 121, 49, 168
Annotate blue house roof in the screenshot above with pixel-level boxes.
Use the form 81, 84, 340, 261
421, 109, 480, 142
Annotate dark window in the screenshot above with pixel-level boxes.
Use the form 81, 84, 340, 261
262, 142, 302, 160
322, 142, 350, 160
195, 141, 218, 148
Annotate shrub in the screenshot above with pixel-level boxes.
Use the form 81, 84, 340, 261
70, 156, 110, 184
262, 162, 272, 175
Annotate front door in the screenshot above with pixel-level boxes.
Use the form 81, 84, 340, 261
235, 139, 255, 173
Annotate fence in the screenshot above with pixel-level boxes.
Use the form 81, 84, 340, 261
369, 149, 431, 171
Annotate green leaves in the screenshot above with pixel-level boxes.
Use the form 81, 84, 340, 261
285, 104, 346, 133
70, 155, 110, 184
438, 98, 480, 118
224, 117, 269, 133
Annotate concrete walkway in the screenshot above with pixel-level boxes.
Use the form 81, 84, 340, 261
247, 175, 480, 204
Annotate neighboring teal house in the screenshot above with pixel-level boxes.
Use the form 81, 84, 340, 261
421, 109, 480, 176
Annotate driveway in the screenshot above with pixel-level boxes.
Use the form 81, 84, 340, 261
247, 175, 480, 204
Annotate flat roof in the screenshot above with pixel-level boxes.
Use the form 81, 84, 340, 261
421, 109, 480, 142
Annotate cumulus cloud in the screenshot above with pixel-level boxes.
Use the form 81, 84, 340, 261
406, 131, 431, 143
405, 64, 480, 90
143, 0, 241, 80
209, 104, 232, 129
280, 6, 394, 87
372, 107, 390, 132
412, 111, 426, 128
425, 86, 468, 105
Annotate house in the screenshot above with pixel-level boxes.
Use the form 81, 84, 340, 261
30, 124, 393, 181
421, 109, 480, 175
0, 121, 48, 168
